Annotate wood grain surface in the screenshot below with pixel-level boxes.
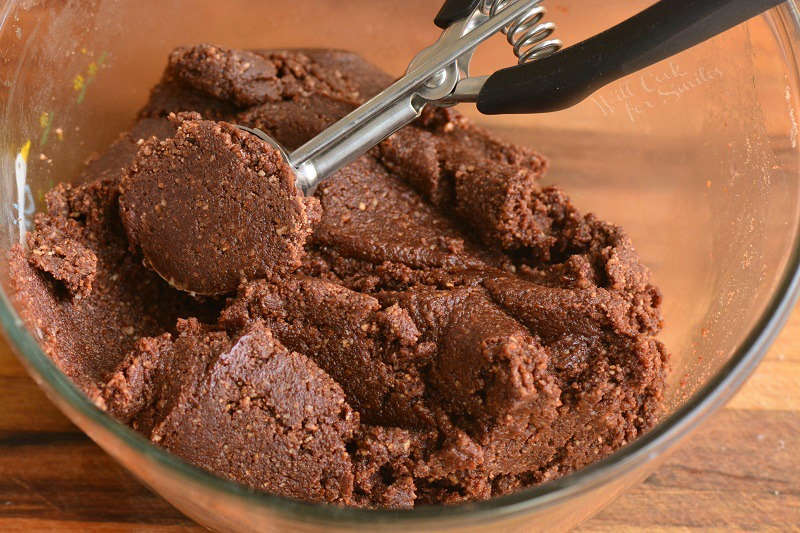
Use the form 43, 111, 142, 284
0, 303, 797, 532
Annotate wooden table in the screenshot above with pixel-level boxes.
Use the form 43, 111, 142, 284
0, 305, 797, 532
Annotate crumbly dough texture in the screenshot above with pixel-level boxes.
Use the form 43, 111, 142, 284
9, 44, 669, 508
119, 113, 318, 295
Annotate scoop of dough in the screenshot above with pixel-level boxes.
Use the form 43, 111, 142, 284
119, 113, 317, 295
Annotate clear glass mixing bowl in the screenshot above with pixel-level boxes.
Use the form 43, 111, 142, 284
1, 1, 799, 531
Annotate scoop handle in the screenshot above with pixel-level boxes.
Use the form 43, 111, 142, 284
434, 0, 482, 29
476, 0, 786, 114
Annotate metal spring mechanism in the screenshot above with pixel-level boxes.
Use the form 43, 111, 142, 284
481, 0, 562, 64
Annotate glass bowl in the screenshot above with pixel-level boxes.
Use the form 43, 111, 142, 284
1, 1, 799, 531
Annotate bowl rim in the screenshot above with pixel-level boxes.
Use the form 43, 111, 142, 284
1, 1, 800, 527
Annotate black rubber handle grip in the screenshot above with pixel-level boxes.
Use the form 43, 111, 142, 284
477, 0, 785, 114
435, 0, 481, 29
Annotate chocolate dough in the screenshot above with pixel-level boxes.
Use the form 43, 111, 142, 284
119, 113, 318, 295
9, 44, 669, 508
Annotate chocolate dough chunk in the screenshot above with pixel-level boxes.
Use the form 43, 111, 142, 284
378, 108, 554, 253
350, 424, 483, 509
102, 318, 358, 503
237, 95, 357, 151
167, 45, 361, 107
220, 275, 434, 429
139, 45, 368, 121
379, 286, 560, 437
378, 286, 564, 478
312, 155, 495, 276
26, 217, 97, 300
119, 113, 318, 295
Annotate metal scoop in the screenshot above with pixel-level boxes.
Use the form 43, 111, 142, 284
241, 0, 784, 195
239, 0, 556, 195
